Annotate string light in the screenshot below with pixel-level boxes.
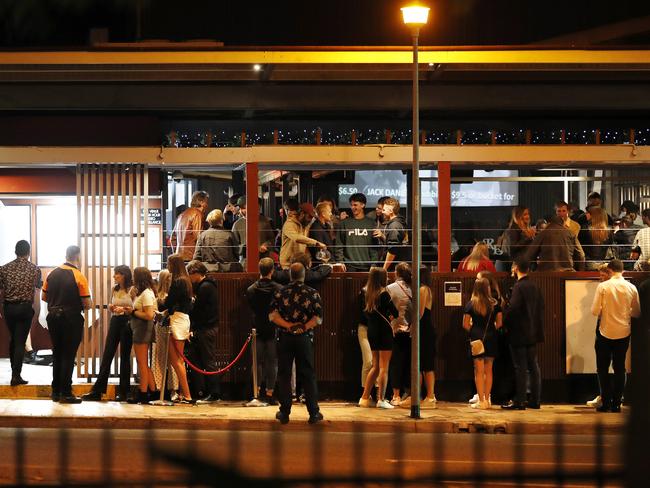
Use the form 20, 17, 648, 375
163, 127, 650, 147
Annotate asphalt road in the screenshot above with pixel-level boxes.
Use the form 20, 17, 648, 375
0, 428, 623, 487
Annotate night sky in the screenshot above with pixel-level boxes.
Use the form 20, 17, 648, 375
1, 0, 650, 47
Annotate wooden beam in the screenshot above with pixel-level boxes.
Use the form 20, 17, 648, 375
1, 145, 649, 166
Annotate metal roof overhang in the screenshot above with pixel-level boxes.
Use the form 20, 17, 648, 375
3, 47, 650, 82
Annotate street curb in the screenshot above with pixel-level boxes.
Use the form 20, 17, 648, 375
0, 415, 622, 435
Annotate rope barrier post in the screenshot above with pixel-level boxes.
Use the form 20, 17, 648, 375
150, 321, 174, 406
246, 328, 268, 407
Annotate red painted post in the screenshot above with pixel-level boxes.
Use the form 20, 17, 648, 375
437, 162, 452, 272
246, 162, 260, 273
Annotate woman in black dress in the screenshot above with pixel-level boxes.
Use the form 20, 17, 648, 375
462, 277, 503, 409
419, 265, 436, 405
358, 267, 399, 410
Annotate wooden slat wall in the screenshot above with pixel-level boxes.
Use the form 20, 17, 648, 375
205, 271, 649, 391
76, 164, 148, 379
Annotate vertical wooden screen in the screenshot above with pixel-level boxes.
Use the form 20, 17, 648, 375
76, 164, 149, 379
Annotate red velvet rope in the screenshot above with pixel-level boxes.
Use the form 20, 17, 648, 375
171, 334, 251, 375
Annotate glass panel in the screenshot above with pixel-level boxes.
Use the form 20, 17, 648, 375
36, 204, 78, 267
0, 205, 31, 264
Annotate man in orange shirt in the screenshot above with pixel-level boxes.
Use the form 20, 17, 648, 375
42, 245, 92, 403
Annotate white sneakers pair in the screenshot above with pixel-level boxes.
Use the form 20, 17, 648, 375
390, 395, 411, 407
470, 399, 491, 410
358, 397, 394, 409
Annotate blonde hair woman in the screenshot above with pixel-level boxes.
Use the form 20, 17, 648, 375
462, 277, 503, 409
151, 269, 179, 400
458, 242, 497, 273
502, 206, 535, 261
579, 207, 613, 269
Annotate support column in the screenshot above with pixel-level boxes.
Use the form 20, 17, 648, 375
246, 162, 260, 273
437, 162, 451, 272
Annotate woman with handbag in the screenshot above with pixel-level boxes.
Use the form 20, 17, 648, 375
462, 277, 503, 409
127, 267, 158, 404
358, 267, 399, 409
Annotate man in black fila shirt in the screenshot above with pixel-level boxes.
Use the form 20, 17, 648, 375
335, 193, 378, 271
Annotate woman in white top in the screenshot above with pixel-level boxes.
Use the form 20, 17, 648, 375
82, 265, 134, 402
128, 267, 157, 404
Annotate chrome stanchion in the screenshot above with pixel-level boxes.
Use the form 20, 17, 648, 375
150, 315, 174, 406
246, 328, 267, 407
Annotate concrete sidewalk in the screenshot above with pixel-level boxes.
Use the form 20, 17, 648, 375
0, 398, 625, 434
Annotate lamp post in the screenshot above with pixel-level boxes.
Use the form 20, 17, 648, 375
401, 4, 429, 420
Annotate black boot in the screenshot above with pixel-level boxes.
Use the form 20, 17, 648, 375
127, 391, 149, 404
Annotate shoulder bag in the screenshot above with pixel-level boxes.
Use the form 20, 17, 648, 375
470, 308, 493, 357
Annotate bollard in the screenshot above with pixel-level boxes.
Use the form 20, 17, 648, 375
246, 328, 268, 407
150, 318, 174, 406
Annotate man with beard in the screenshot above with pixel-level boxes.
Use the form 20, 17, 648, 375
279, 199, 326, 269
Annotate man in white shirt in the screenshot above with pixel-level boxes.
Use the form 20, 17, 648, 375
591, 259, 640, 412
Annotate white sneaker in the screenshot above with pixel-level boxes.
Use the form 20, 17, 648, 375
376, 399, 395, 409
469, 394, 479, 404
400, 395, 411, 407
586, 395, 602, 408
470, 400, 489, 410
423, 397, 437, 409
390, 396, 401, 406
358, 397, 370, 408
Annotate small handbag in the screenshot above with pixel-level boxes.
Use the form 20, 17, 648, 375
470, 309, 493, 357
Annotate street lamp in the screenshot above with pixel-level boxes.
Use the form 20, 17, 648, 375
402, 4, 429, 420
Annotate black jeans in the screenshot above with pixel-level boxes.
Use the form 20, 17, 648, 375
257, 334, 278, 392
510, 344, 541, 405
595, 330, 630, 406
3, 302, 34, 378
277, 332, 319, 417
47, 310, 84, 396
92, 315, 133, 396
187, 326, 221, 398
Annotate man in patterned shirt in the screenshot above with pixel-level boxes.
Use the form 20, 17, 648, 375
269, 262, 324, 424
0, 240, 42, 386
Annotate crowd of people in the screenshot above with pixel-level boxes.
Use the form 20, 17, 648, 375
171, 190, 410, 273
488, 194, 650, 272
172, 190, 650, 275
0, 188, 645, 421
